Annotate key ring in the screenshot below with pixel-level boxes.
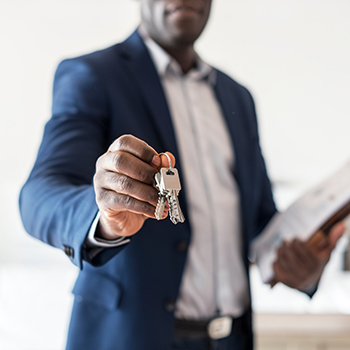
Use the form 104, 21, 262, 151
159, 152, 172, 169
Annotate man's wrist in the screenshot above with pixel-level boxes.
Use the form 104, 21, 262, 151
85, 212, 130, 248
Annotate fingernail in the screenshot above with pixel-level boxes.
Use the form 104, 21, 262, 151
151, 155, 160, 167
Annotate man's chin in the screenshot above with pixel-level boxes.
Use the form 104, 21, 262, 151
167, 25, 204, 47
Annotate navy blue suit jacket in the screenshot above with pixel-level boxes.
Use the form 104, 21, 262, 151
20, 31, 276, 349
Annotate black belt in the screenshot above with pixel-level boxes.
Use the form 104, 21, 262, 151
174, 310, 250, 340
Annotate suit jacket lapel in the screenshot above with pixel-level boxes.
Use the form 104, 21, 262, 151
117, 30, 190, 226
213, 71, 252, 257
213, 71, 244, 185
118, 31, 179, 159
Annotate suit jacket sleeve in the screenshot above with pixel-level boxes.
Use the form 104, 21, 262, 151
19, 58, 126, 269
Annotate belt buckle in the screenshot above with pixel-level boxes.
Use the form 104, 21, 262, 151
207, 316, 233, 340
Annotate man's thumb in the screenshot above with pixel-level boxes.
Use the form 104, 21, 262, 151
326, 222, 346, 252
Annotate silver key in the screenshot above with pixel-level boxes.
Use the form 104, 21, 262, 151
154, 172, 169, 220
154, 154, 185, 224
167, 189, 185, 224
155, 194, 167, 220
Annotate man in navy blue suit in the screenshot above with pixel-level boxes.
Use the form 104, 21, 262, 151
20, 0, 345, 349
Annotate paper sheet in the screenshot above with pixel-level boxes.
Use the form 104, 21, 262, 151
251, 160, 350, 283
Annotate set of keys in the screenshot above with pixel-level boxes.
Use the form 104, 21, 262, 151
154, 153, 185, 225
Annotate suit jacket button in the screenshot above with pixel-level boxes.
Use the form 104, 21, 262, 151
164, 298, 176, 312
63, 245, 74, 258
176, 240, 189, 254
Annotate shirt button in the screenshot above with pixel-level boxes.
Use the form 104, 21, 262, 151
164, 298, 176, 312
176, 240, 189, 254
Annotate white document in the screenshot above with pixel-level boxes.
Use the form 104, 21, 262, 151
251, 160, 350, 283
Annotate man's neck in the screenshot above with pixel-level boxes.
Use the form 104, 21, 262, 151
161, 45, 197, 74
139, 25, 197, 74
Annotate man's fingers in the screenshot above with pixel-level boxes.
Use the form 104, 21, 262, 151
324, 222, 346, 253
97, 151, 158, 185
275, 240, 313, 285
108, 134, 159, 166
98, 189, 158, 218
275, 242, 301, 286
273, 260, 298, 288
96, 172, 159, 206
291, 239, 318, 272
277, 241, 305, 274
276, 242, 292, 273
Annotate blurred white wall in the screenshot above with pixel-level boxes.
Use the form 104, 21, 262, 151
0, 0, 350, 349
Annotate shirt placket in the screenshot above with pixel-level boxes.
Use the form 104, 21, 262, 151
180, 74, 222, 315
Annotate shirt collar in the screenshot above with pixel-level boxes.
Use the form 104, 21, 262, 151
138, 26, 216, 84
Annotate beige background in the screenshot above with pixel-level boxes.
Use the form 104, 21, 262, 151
0, 0, 350, 349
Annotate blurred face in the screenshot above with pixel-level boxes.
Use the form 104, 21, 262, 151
141, 0, 212, 49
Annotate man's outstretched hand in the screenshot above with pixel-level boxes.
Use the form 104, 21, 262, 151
272, 222, 345, 291
93, 135, 175, 240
